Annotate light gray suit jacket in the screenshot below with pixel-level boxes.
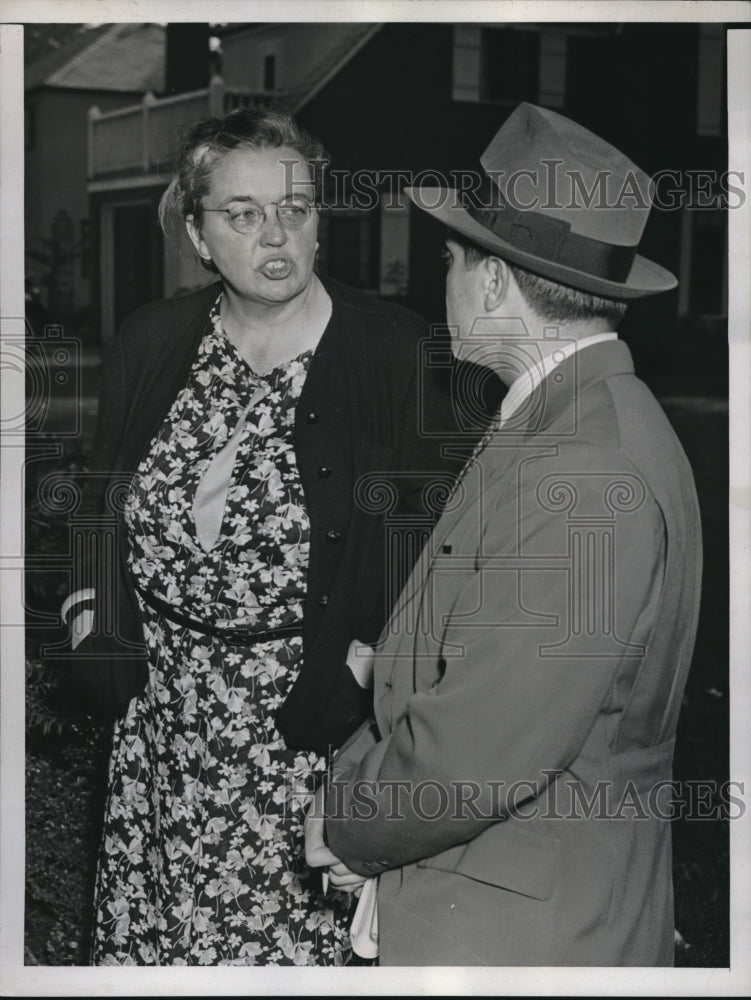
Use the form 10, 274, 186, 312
326, 340, 702, 966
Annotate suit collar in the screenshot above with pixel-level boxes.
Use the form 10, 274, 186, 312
425, 339, 636, 557
497, 338, 635, 440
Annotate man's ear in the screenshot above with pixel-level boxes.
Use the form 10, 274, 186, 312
186, 215, 211, 262
483, 256, 510, 312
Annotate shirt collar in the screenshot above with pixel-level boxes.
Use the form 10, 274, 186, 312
499, 333, 618, 426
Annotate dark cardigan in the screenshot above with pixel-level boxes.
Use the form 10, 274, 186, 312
69, 277, 465, 752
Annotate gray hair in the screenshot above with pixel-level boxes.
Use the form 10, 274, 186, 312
158, 105, 328, 246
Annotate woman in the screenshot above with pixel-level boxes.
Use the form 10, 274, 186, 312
63, 107, 460, 965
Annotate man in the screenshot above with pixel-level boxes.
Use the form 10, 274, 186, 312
306, 103, 702, 966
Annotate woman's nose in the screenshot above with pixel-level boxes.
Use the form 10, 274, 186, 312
259, 205, 288, 246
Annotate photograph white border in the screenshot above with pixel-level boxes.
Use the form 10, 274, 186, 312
2, 2, 749, 995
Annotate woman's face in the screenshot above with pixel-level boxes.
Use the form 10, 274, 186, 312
186, 145, 318, 307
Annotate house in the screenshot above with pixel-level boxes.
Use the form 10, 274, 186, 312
84, 20, 728, 391
24, 23, 166, 329
294, 21, 728, 378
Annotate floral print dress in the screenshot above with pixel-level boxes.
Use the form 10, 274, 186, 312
92, 298, 355, 966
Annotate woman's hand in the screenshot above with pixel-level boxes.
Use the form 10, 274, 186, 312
304, 783, 339, 868
304, 783, 369, 895
327, 860, 369, 895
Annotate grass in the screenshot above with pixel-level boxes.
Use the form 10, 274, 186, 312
24, 443, 111, 966
24, 716, 110, 966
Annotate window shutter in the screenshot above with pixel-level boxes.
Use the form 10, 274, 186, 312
452, 26, 481, 102
539, 32, 567, 108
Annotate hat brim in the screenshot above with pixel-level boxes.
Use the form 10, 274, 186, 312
405, 186, 677, 300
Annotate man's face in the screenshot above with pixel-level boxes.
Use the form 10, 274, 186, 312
443, 238, 487, 363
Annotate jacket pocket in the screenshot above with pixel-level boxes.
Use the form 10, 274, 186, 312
416, 820, 559, 901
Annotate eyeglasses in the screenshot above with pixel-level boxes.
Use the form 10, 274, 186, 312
202, 197, 313, 234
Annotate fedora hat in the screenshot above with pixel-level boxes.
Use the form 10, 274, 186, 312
406, 102, 676, 299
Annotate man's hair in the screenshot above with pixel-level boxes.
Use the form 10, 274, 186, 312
158, 106, 328, 257
448, 230, 628, 327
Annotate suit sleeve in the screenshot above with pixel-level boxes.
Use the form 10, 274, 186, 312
329, 718, 380, 780
326, 444, 667, 874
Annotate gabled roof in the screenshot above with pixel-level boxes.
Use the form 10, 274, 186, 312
24, 23, 100, 65
25, 23, 165, 93
219, 22, 382, 110
288, 23, 381, 111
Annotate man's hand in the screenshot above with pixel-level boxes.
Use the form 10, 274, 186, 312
304, 783, 369, 895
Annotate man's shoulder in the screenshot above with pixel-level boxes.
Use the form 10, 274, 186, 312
513, 366, 694, 513
576, 365, 688, 468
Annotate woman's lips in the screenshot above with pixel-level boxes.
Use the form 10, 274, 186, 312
259, 258, 293, 279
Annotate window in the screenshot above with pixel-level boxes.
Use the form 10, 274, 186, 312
80, 219, 91, 280
318, 212, 379, 291
689, 209, 727, 316
679, 204, 727, 317
697, 24, 726, 137
481, 28, 539, 103
379, 196, 410, 299
263, 54, 276, 92
452, 26, 566, 107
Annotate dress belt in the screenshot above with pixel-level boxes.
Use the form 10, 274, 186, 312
134, 583, 304, 647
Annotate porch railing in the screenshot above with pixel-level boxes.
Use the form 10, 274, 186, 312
88, 76, 278, 179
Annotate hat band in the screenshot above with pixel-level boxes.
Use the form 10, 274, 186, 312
462, 183, 637, 284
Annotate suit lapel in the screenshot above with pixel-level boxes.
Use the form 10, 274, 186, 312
374, 339, 637, 725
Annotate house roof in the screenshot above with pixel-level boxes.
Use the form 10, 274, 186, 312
288, 23, 381, 110
24, 23, 100, 65
25, 23, 165, 93
218, 22, 382, 110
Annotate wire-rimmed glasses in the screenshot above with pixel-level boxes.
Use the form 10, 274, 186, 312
202, 197, 313, 234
